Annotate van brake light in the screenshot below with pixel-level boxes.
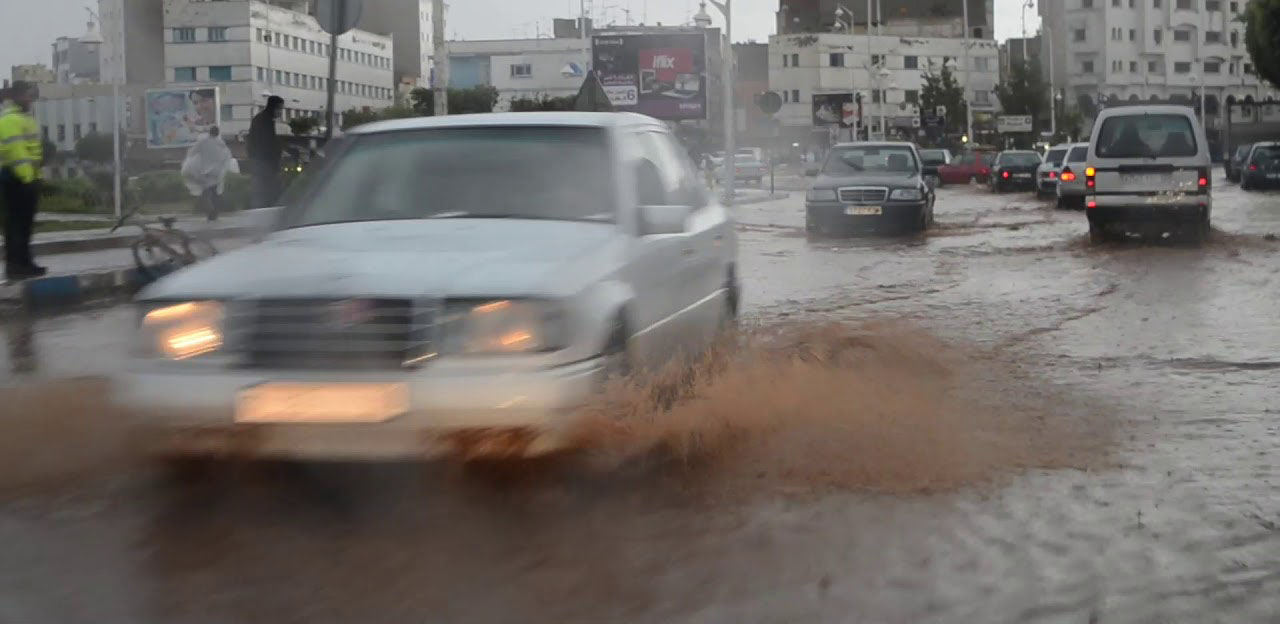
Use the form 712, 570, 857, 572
1085, 166, 1096, 188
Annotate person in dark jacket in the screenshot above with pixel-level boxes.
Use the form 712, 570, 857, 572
247, 95, 284, 207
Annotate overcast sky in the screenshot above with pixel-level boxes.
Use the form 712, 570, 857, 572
1, 0, 1040, 79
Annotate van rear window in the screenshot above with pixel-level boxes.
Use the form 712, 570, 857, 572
1096, 114, 1198, 158
1067, 146, 1088, 162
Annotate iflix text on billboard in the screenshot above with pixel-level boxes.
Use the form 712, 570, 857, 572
592, 33, 708, 120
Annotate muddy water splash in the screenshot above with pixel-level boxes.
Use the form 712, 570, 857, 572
571, 321, 1114, 495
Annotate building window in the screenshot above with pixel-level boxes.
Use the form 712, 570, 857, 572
1206, 31, 1222, 43
1230, 1, 1239, 10
510, 63, 532, 78
256, 66, 265, 81
1154, 29, 1162, 43
89, 122, 97, 134
1130, 61, 1138, 72
872, 89, 881, 104
73, 124, 82, 140
782, 90, 788, 103
220, 104, 233, 120
1244, 62, 1254, 74
905, 89, 919, 104
57, 125, 65, 141
209, 65, 231, 81
1153, 0, 1161, 6
260, 29, 272, 44
1149, 60, 1160, 73
904, 55, 919, 69
791, 89, 800, 103
829, 53, 844, 67
174, 66, 196, 81
790, 53, 799, 66
1083, 0, 1092, 7
1129, 29, 1136, 41
1205, 61, 1222, 73
1173, 30, 1191, 42
41, 125, 49, 140
173, 27, 196, 43
1231, 31, 1239, 47
972, 27, 984, 38
1082, 60, 1095, 73
1177, 0, 1193, 7
1206, 0, 1221, 8
275, 69, 283, 84
1112, 0, 1120, 6
1174, 61, 1192, 73
1074, 29, 1086, 42
871, 54, 882, 66
208, 27, 227, 42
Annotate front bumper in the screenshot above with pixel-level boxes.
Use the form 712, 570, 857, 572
115, 358, 606, 460
806, 201, 927, 235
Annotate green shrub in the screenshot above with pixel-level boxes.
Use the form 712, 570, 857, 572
38, 177, 103, 213
222, 172, 250, 211
134, 170, 190, 204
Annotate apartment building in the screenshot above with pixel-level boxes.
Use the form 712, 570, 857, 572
769, 32, 1001, 140
1040, 0, 1276, 129
777, 0, 995, 40
447, 36, 590, 110
358, 0, 434, 92
52, 36, 102, 85
99, 0, 166, 84
162, 0, 394, 136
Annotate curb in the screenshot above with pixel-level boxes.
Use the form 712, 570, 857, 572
0, 265, 172, 309
728, 192, 791, 206
20, 225, 252, 256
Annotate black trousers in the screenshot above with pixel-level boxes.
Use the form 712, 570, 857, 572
0, 170, 37, 269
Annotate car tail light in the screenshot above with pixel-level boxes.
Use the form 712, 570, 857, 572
1060, 169, 1076, 182
1085, 166, 1096, 189
1002, 171, 1010, 179
1198, 167, 1210, 193
1087, 200, 1097, 209
1049, 171, 1058, 179
1250, 164, 1259, 171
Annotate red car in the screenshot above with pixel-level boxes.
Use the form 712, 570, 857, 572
937, 150, 995, 186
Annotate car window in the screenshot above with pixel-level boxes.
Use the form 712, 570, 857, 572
633, 130, 701, 207
955, 152, 976, 166
919, 150, 948, 165
1096, 113, 1198, 158
283, 126, 615, 227
999, 152, 1042, 166
1067, 146, 1088, 162
1045, 148, 1068, 166
1250, 145, 1280, 165
1236, 146, 1252, 158
822, 145, 919, 174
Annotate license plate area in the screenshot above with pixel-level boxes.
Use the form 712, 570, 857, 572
845, 206, 883, 215
236, 383, 410, 423
1014, 173, 1032, 178
1120, 173, 1172, 185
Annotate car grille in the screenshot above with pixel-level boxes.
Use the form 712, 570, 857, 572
226, 298, 437, 370
837, 187, 889, 204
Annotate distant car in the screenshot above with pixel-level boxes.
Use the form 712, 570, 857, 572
114, 112, 740, 462
1086, 105, 1212, 244
1225, 143, 1253, 183
937, 150, 994, 186
719, 153, 767, 184
918, 148, 951, 188
1055, 142, 1090, 209
1239, 141, 1280, 190
990, 150, 1043, 193
804, 141, 935, 236
1037, 144, 1071, 196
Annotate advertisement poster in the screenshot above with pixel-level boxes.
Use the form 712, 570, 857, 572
812, 93, 855, 127
145, 87, 220, 148
592, 33, 707, 120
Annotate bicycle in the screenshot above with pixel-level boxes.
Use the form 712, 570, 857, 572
110, 209, 218, 281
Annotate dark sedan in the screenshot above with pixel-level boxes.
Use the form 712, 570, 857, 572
805, 142, 935, 236
1240, 142, 1280, 191
1225, 143, 1252, 183
990, 150, 1043, 193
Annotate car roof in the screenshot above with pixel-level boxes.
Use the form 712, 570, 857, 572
999, 150, 1040, 154
1047, 144, 1072, 150
347, 111, 660, 135
1095, 104, 1197, 119
831, 141, 917, 148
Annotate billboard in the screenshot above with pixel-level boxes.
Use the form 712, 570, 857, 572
145, 87, 220, 148
812, 93, 855, 127
592, 33, 707, 120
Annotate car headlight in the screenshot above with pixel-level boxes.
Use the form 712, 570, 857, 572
806, 188, 837, 202
438, 299, 566, 354
137, 301, 225, 360
889, 188, 924, 201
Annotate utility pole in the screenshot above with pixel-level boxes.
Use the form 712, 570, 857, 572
581, 0, 589, 73
1047, 26, 1056, 137
323, 2, 341, 140
709, 0, 733, 205
962, 0, 973, 143
433, 0, 448, 115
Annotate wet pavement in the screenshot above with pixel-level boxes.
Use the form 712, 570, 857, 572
2, 175, 1280, 623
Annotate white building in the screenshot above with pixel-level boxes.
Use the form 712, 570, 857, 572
359, 0, 434, 93
99, 0, 166, 85
769, 33, 1001, 139
161, 0, 394, 136
52, 35, 102, 84
447, 37, 590, 110
1039, 0, 1276, 129
32, 83, 140, 154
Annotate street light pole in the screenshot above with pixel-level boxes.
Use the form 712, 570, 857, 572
962, 0, 973, 143
1047, 26, 1056, 137
708, 0, 734, 205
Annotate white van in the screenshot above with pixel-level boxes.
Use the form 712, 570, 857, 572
1085, 105, 1212, 243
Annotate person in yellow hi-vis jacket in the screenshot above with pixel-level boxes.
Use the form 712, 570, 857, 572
0, 81, 46, 281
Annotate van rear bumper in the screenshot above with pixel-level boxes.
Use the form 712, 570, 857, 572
1087, 197, 1209, 229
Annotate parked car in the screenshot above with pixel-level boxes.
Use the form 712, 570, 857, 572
804, 141, 935, 236
1239, 141, 1280, 190
918, 148, 951, 188
719, 152, 768, 184
990, 150, 1044, 193
1037, 144, 1071, 196
1055, 143, 1090, 210
937, 150, 994, 186
1086, 105, 1212, 243
1225, 143, 1253, 183
114, 112, 740, 462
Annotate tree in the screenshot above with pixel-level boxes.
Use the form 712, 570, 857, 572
288, 116, 320, 136
508, 94, 576, 112
920, 64, 968, 137
408, 85, 501, 115
75, 132, 115, 164
1244, 0, 1280, 89
339, 105, 419, 130
994, 60, 1048, 141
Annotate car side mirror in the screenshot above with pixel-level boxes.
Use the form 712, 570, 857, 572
638, 204, 691, 236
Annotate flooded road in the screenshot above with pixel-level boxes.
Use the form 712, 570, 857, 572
3, 176, 1280, 623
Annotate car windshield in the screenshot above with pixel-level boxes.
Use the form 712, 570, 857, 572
998, 152, 1042, 166
1096, 113, 1198, 158
1251, 145, 1280, 165
919, 150, 948, 165
1067, 146, 1088, 162
283, 126, 615, 227
1236, 145, 1253, 158
1045, 148, 1068, 166
823, 146, 918, 174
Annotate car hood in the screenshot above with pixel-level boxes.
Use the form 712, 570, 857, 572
812, 172, 921, 189
140, 219, 622, 301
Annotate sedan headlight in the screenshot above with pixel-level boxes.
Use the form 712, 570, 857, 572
438, 300, 566, 354
806, 188, 838, 202
889, 188, 924, 201
137, 301, 225, 360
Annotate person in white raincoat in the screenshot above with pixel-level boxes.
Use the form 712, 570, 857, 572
180, 126, 237, 221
